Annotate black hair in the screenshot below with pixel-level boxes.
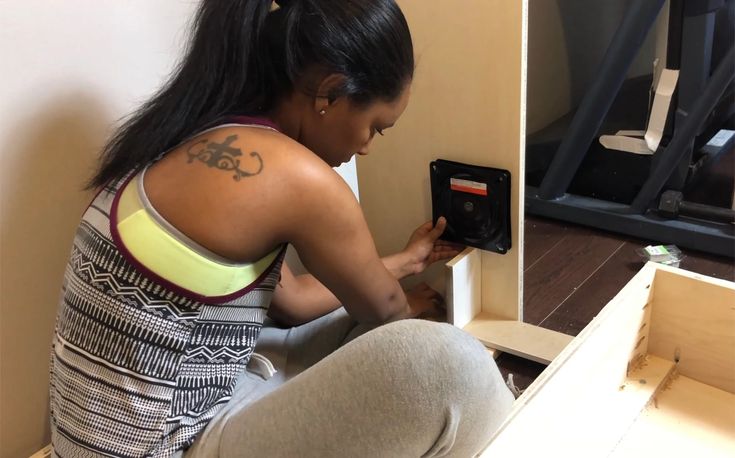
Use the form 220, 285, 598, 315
88, 0, 414, 189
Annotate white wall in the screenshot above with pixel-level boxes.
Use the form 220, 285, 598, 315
0, 2, 360, 456
0, 3, 197, 455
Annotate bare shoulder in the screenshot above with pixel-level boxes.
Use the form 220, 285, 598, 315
157, 124, 345, 190
145, 124, 355, 261
175, 125, 338, 179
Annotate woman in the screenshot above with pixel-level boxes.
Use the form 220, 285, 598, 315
49, 0, 514, 456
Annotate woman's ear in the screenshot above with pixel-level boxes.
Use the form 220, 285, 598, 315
314, 73, 348, 114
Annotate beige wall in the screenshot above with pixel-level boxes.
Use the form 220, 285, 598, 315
0, 3, 364, 456
0, 2, 196, 456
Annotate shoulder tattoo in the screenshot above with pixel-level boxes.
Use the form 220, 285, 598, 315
186, 134, 264, 181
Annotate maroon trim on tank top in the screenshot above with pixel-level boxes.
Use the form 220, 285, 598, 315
108, 173, 286, 305
227, 116, 281, 132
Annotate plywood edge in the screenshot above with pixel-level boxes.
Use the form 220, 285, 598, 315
463, 314, 572, 365
650, 261, 735, 290
445, 247, 482, 329
609, 371, 735, 457
480, 355, 675, 457
485, 347, 501, 360
648, 263, 735, 393
479, 263, 658, 455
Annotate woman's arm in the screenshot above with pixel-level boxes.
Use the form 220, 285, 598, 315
275, 153, 441, 324
269, 218, 462, 326
268, 262, 342, 326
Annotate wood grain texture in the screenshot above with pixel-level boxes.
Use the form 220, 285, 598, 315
608, 375, 735, 458
523, 225, 625, 325
523, 217, 733, 337
486, 264, 735, 457
539, 241, 646, 335
357, 0, 527, 320
523, 215, 569, 270
482, 264, 658, 456
679, 251, 735, 282
464, 313, 573, 365
648, 267, 735, 393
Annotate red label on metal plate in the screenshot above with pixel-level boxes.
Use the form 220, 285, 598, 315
450, 178, 488, 196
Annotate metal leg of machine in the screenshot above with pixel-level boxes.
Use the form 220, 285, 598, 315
526, 1, 735, 258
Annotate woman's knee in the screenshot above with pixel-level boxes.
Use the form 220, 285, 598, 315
374, 319, 503, 382
358, 319, 514, 414
367, 319, 515, 454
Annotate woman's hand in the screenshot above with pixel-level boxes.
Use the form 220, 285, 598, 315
405, 282, 446, 321
402, 217, 464, 276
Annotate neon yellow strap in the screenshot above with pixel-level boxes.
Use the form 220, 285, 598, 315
116, 175, 281, 297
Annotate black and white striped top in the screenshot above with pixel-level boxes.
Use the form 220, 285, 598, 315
49, 160, 286, 457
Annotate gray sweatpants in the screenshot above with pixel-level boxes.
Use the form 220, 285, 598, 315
184, 308, 514, 457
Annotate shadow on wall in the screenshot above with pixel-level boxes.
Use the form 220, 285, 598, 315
0, 91, 114, 457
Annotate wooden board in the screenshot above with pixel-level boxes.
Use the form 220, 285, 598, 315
445, 247, 482, 328
463, 314, 573, 365
446, 247, 571, 364
480, 263, 735, 457
357, 0, 527, 321
608, 375, 735, 458
480, 262, 656, 456
647, 267, 735, 393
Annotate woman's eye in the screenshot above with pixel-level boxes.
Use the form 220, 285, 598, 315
375, 128, 385, 136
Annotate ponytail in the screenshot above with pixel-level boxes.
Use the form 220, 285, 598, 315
89, 0, 413, 189
88, 0, 272, 189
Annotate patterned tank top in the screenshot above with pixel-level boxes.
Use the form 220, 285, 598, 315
49, 120, 286, 457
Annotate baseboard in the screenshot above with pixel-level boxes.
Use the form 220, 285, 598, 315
29, 445, 52, 458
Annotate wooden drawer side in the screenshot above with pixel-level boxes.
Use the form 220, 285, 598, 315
648, 267, 735, 394
481, 263, 735, 457
480, 263, 658, 456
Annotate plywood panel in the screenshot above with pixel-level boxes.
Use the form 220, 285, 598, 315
357, 0, 527, 320
463, 314, 573, 365
445, 247, 481, 328
482, 264, 735, 456
0, 3, 198, 456
481, 263, 656, 456
608, 375, 735, 458
648, 268, 735, 394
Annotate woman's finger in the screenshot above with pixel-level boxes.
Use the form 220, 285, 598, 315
428, 216, 447, 239
434, 239, 465, 249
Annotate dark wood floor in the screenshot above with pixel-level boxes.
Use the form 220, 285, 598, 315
496, 214, 734, 391
496, 142, 735, 391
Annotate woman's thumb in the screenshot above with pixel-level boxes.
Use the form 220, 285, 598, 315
431, 216, 447, 238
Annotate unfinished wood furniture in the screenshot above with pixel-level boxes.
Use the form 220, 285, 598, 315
359, 0, 567, 362
357, 1, 734, 455
478, 262, 735, 457
358, 0, 528, 323
446, 246, 573, 363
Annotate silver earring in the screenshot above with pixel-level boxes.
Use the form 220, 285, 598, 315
319, 109, 326, 116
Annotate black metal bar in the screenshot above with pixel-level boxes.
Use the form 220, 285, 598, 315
526, 186, 735, 258
680, 201, 735, 223
631, 45, 735, 213
537, 0, 666, 200
667, 0, 684, 68
662, 9, 717, 189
